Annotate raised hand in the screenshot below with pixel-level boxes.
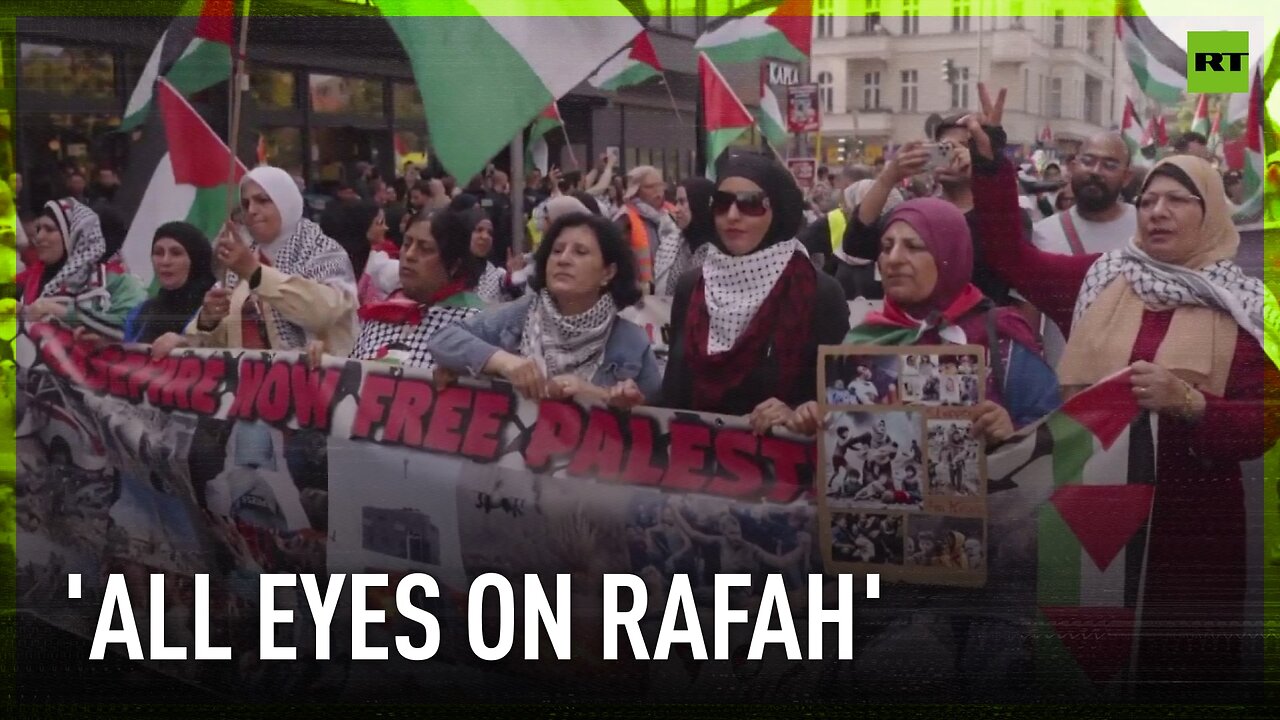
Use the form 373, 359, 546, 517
959, 82, 1007, 161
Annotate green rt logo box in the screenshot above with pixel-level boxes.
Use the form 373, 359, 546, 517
1188, 32, 1249, 92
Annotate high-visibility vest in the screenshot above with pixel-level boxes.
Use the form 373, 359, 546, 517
623, 204, 654, 284
827, 207, 847, 253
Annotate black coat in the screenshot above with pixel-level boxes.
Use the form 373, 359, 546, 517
659, 265, 850, 416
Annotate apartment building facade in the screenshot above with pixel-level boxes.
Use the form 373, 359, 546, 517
810, 2, 1126, 163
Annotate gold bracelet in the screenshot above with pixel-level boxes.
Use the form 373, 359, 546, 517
1181, 381, 1197, 421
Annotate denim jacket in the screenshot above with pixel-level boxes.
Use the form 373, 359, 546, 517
426, 294, 664, 403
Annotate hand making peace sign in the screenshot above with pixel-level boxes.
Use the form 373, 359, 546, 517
958, 82, 1007, 162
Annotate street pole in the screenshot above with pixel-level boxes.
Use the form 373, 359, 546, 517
510, 133, 525, 256
975, 0, 984, 89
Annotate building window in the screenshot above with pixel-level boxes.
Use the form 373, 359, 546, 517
1010, 0, 1024, 28
952, 1, 971, 33
950, 67, 970, 109
863, 71, 881, 110
815, 0, 835, 38
1023, 67, 1030, 110
257, 127, 304, 172
1053, 11, 1066, 48
1084, 75, 1103, 125
900, 69, 918, 112
250, 67, 297, 110
1086, 17, 1105, 60
392, 82, 424, 120
902, 0, 920, 35
864, 0, 881, 34
309, 73, 384, 115
20, 43, 116, 100
1048, 77, 1063, 118
818, 71, 834, 114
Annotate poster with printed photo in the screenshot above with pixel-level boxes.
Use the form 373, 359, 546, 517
817, 344, 987, 586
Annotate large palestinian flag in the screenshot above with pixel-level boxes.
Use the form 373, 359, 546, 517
120, 79, 247, 287
1115, 1, 1186, 106
987, 369, 1158, 686
694, 0, 811, 65
526, 102, 563, 175
120, 0, 233, 132
379, 0, 640, 181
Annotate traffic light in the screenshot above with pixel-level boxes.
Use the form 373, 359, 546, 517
941, 58, 955, 84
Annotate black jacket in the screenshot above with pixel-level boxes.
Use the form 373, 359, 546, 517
660, 265, 850, 416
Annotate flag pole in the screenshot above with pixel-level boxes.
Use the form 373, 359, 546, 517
226, 0, 252, 218
511, 132, 525, 257
659, 71, 686, 127
558, 121, 579, 171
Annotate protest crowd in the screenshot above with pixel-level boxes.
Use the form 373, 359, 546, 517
4, 67, 1277, 699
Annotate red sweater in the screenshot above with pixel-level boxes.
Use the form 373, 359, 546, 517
973, 159, 1280, 681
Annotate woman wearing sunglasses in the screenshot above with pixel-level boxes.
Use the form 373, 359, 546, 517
966, 84, 1278, 685
660, 152, 850, 433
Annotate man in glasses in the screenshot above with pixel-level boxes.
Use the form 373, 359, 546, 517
1030, 131, 1137, 368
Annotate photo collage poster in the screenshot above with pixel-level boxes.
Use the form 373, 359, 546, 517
817, 345, 988, 587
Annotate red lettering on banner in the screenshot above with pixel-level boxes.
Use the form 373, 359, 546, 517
621, 416, 665, 486
169, 357, 204, 411
706, 429, 764, 498
460, 389, 511, 461
665, 420, 712, 492
567, 408, 624, 480
80, 346, 108, 394
351, 374, 397, 440
760, 437, 811, 503
290, 364, 341, 431
86, 345, 122, 393
522, 401, 584, 472
71, 340, 101, 391
31, 325, 80, 383
254, 362, 292, 424
384, 378, 435, 446
124, 352, 156, 402
106, 349, 136, 398
230, 359, 267, 419
190, 357, 225, 415
423, 386, 470, 455
145, 358, 180, 407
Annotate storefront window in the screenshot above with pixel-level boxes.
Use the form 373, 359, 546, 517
22, 114, 127, 210
392, 82, 424, 121
309, 73, 384, 115
257, 127, 303, 172
250, 67, 297, 109
20, 43, 116, 100
394, 129, 428, 176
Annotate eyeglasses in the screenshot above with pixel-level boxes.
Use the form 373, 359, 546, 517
710, 190, 771, 217
1137, 192, 1202, 211
1076, 155, 1125, 173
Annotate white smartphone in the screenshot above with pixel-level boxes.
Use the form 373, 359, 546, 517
922, 142, 952, 171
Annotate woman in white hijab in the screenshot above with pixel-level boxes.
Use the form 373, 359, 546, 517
185, 166, 358, 355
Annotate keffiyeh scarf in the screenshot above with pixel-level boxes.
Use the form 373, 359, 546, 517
519, 290, 618, 381
224, 218, 357, 350
40, 199, 106, 300
701, 238, 803, 353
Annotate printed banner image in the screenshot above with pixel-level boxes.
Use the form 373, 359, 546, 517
9, 324, 1265, 703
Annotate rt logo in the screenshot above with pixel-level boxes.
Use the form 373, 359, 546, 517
1187, 31, 1250, 93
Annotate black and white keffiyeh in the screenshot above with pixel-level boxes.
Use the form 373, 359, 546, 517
350, 304, 480, 372
1074, 237, 1272, 349
224, 217, 357, 350
519, 290, 618, 381
701, 238, 803, 353
40, 199, 107, 300
653, 229, 709, 296
476, 262, 507, 304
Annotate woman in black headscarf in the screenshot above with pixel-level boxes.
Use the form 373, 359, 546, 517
653, 177, 716, 296
124, 222, 216, 346
660, 152, 850, 432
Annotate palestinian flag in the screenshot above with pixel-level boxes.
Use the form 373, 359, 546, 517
1230, 68, 1265, 224
526, 102, 562, 176
699, 53, 754, 180
1121, 97, 1146, 162
588, 30, 662, 92
755, 79, 790, 151
380, 0, 640, 181
120, 0, 233, 132
694, 0, 811, 65
1208, 110, 1222, 159
987, 369, 1158, 686
1190, 94, 1211, 137
120, 79, 247, 287
1116, 1, 1186, 105
1151, 113, 1168, 147
1039, 124, 1054, 146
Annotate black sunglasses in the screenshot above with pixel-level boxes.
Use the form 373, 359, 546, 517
710, 190, 771, 217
